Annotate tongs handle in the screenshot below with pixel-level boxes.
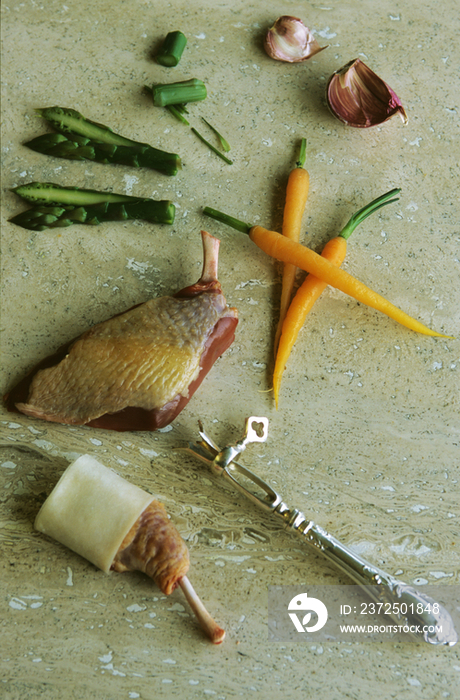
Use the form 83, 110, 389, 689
181, 417, 457, 646
289, 519, 457, 645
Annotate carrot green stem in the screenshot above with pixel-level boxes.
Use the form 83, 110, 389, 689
155, 31, 187, 67
296, 138, 307, 169
204, 188, 401, 238
192, 129, 233, 165
203, 206, 250, 232
339, 188, 401, 240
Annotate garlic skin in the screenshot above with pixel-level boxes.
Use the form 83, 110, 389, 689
326, 58, 408, 128
264, 16, 328, 63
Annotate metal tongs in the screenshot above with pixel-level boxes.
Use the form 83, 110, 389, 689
182, 416, 457, 646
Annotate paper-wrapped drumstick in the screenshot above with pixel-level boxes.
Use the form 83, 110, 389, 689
34, 454, 225, 644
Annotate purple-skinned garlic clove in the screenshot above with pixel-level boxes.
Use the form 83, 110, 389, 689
326, 58, 408, 128
264, 16, 328, 63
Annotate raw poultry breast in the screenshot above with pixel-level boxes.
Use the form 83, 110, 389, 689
5, 231, 238, 431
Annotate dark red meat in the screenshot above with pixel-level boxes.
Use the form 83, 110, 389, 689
5, 231, 238, 430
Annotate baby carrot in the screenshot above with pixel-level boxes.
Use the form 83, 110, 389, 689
203, 200, 452, 339
274, 138, 310, 354
273, 190, 400, 407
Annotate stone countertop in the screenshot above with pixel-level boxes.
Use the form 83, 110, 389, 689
1, 1, 459, 698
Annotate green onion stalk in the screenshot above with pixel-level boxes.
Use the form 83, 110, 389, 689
191, 128, 233, 165
147, 79, 233, 165
150, 79, 207, 107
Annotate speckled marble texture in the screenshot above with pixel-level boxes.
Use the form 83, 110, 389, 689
1, 1, 459, 698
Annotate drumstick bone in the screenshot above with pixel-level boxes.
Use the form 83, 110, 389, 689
112, 498, 225, 643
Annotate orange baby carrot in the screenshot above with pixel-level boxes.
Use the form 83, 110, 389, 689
274, 138, 310, 354
273, 236, 346, 407
249, 227, 450, 337
203, 192, 452, 339
273, 190, 398, 407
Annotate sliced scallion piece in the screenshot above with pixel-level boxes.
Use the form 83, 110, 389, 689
201, 117, 231, 152
191, 128, 233, 165
151, 78, 207, 107
156, 31, 187, 67
166, 103, 190, 125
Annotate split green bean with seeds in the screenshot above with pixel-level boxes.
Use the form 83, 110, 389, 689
10, 182, 175, 230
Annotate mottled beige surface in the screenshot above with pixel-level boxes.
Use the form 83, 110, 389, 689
1, 1, 459, 698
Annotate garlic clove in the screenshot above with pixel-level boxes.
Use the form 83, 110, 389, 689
264, 16, 329, 63
326, 58, 408, 128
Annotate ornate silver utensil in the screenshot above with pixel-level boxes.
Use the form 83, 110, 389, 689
181, 416, 457, 646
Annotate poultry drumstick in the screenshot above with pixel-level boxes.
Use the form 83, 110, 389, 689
35, 454, 225, 643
